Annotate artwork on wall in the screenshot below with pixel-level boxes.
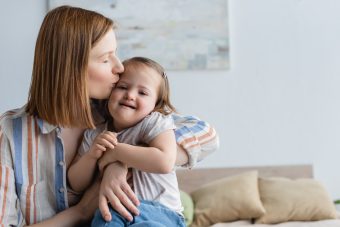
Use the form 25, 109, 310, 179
48, 0, 229, 70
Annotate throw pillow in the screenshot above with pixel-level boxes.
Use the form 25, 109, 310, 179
180, 190, 194, 226
256, 177, 337, 224
191, 171, 265, 227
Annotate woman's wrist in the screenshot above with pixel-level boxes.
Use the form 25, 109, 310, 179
73, 202, 92, 223
106, 161, 127, 172
73, 180, 100, 224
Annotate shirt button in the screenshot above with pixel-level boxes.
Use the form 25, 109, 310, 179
59, 187, 65, 193
59, 161, 64, 166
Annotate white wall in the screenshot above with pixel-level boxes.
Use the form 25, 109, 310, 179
1, 0, 340, 199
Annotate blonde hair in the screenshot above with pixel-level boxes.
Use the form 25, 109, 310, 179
26, 6, 115, 128
122, 57, 176, 115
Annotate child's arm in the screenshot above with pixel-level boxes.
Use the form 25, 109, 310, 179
99, 129, 176, 174
68, 131, 117, 192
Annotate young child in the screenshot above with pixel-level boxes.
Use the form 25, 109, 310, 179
68, 57, 185, 226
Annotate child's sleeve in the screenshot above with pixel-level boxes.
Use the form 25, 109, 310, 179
77, 125, 105, 156
172, 114, 219, 168
140, 112, 176, 144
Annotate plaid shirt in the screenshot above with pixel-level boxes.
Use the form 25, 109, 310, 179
0, 106, 218, 226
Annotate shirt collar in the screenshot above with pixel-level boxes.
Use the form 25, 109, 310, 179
37, 118, 58, 134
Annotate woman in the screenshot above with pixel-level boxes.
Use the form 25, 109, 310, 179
0, 6, 218, 226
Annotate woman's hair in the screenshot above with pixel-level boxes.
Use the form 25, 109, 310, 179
122, 57, 176, 115
26, 6, 115, 128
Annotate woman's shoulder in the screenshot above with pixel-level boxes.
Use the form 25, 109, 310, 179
0, 106, 28, 131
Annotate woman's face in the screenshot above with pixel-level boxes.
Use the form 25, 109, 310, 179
87, 29, 124, 99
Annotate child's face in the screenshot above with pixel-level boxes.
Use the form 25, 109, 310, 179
108, 65, 162, 131
87, 29, 124, 100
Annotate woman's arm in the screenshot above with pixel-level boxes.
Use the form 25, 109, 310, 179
172, 114, 219, 168
30, 163, 140, 226
28, 180, 100, 227
175, 145, 189, 166
98, 129, 177, 174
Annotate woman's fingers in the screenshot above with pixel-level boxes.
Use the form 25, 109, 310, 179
122, 182, 140, 207
114, 185, 139, 216
98, 194, 112, 222
99, 162, 139, 221
105, 189, 133, 221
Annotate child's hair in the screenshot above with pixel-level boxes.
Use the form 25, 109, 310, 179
122, 57, 176, 115
26, 6, 115, 128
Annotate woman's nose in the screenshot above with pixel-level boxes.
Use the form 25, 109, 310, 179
112, 57, 124, 74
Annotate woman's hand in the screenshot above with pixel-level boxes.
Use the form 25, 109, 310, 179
99, 161, 140, 222
74, 179, 100, 224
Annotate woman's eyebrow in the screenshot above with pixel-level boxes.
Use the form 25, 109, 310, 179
98, 50, 114, 58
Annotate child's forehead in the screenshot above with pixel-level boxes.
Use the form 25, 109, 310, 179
123, 62, 149, 72
122, 63, 159, 77
118, 66, 162, 89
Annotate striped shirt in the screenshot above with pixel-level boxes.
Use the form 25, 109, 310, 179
0, 106, 218, 226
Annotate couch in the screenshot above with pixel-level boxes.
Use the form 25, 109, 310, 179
176, 164, 340, 227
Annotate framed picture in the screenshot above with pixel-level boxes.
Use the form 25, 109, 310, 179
48, 0, 230, 70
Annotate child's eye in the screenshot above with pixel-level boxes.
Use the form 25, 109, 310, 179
103, 59, 109, 63
139, 91, 148, 96
117, 85, 127, 89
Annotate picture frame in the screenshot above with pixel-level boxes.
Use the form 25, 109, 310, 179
48, 0, 230, 70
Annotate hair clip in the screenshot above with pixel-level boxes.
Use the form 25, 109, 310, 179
162, 72, 167, 79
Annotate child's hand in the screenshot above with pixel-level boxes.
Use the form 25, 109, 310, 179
88, 131, 117, 159
98, 148, 117, 172
98, 143, 123, 172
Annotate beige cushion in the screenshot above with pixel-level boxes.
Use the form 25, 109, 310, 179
191, 171, 265, 227
256, 177, 337, 224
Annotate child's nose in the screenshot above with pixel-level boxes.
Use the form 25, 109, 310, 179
125, 90, 135, 100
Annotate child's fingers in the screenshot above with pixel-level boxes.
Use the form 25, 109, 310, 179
97, 138, 115, 150
95, 143, 106, 152
105, 131, 117, 138
103, 131, 118, 146
99, 134, 117, 149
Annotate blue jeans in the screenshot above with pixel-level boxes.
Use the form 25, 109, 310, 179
91, 200, 185, 227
